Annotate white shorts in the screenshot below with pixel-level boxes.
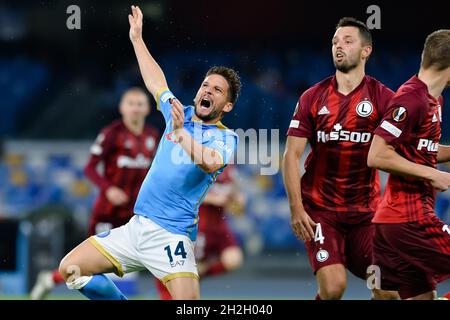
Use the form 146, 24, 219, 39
89, 215, 199, 284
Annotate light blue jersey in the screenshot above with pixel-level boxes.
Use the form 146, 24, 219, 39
134, 87, 238, 241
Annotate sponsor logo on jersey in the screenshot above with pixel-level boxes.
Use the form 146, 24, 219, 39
417, 138, 439, 152
317, 123, 372, 143
392, 106, 408, 122
316, 249, 329, 262
356, 100, 373, 117
432, 114, 438, 123
117, 154, 151, 168
290, 120, 300, 128
318, 106, 330, 115
170, 260, 186, 268
380, 120, 402, 138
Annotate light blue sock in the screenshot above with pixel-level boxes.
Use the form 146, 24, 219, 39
78, 274, 127, 300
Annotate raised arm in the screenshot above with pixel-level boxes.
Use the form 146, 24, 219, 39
129, 5, 168, 99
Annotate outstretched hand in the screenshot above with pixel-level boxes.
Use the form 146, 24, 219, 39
128, 5, 143, 43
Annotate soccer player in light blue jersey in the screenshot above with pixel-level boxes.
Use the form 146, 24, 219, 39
58, 5, 241, 300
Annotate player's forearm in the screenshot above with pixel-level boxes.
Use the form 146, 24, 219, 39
203, 192, 227, 207
131, 38, 168, 98
437, 145, 450, 163
282, 151, 305, 211
368, 135, 436, 180
84, 159, 112, 191
175, 129, 223, 174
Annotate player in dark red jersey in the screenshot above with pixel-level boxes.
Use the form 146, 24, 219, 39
154, 165, 245, 299
30, 87, 160, 299
368, 29, 450, 300
283, 17, 399, 300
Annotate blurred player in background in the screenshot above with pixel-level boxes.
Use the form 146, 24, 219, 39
283, 17, 399, 300
30, 87, 160, 299
58, 5, 240, 300
155, 165, 245, 299
368, 29, 450, 300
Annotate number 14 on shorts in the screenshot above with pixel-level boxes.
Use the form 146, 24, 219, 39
164, 241, 188, 267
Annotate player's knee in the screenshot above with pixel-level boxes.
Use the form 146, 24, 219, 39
372, 289, 400, 300
221, 247, 243, 271
58, 256, 71, 281
58, 255, 82, 282
319, 281, 346, 300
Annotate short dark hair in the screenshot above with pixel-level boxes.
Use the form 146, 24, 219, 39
421, 29, 450, 71
206, 66, 241, 105
336, 17, 372, 46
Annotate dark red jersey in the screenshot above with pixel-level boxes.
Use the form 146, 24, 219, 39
198, 165, 235, 230
373, 75, 444, 223
84, 120, 160, 222
287, 75, 394, 214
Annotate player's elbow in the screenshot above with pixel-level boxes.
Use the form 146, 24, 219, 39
201, 163, 222, 174
367, 152, 379, 168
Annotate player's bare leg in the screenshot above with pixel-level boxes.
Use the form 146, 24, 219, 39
165, 277, 200, 300
59, 239, 116, 279
315, 264, 347, 300
407, 291, 437, 300
371, 288, 400, 300
59, 240, 127, 300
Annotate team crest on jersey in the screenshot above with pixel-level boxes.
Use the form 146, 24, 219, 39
316, 249, 329, 262
391, 106, 408, 122
124, 140, 133, 149
356, 100, 373, 117
165, 131, 179, 144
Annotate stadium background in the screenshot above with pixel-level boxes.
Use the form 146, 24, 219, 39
0, 0, 449, 299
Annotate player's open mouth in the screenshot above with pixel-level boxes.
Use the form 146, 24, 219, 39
200, 98, 211, 109
336, 52, 344, 60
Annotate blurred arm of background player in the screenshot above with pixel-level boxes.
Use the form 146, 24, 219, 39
282, 136, 317, 242
438, 144, 450, 163
368, 135, 450, 192
128, 5, 168, 102
84, 139, 129, 207
202, 175, 247, 212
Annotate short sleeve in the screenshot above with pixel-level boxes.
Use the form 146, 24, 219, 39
374, 92, 427, 146
287, 91, 314, 139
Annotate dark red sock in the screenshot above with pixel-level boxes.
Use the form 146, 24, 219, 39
205, 261, 226, 276
155, 278, 172, 300
315, 294, 321, 300
52, 270, 65, 284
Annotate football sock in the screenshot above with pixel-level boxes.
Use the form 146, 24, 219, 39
67, 274, 127, 300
